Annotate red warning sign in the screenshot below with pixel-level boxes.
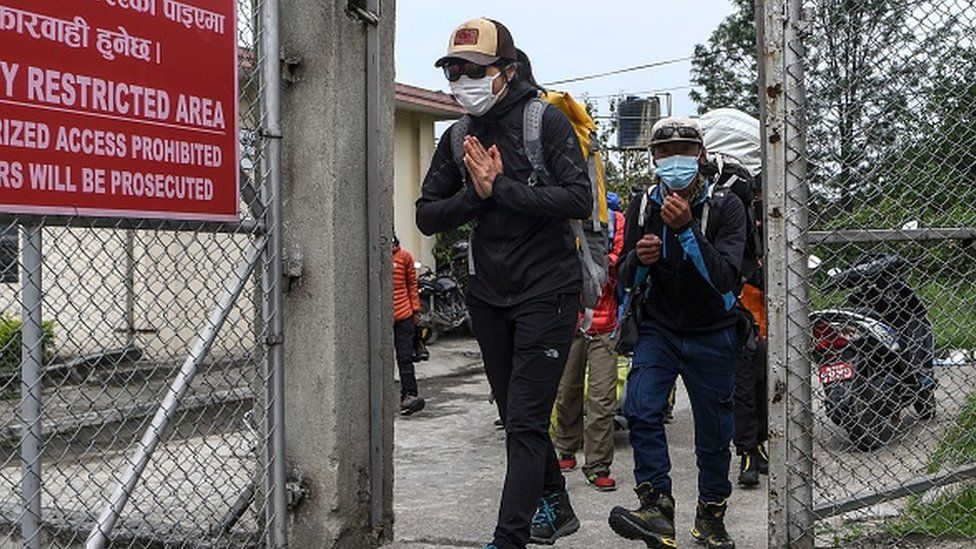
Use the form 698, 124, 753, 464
0, 0, 239, 221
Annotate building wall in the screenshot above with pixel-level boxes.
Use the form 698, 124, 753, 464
0, 227, 254, 364
393, 110, 436, 268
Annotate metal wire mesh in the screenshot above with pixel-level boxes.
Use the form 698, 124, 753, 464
0, 0, 283, 545
777, 0, 976, 546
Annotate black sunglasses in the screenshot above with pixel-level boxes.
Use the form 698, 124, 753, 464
443, 61, 510, 82
653, 126, 701, 141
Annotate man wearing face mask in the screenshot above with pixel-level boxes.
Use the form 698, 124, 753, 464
608, 117, 744, 549
416, 18, 592, 549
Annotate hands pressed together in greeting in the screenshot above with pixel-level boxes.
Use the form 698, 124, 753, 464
463, 136, 503, 199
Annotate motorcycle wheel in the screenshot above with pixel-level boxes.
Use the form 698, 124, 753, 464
847, 405, 897, 452
914, 387, 936, 420
422, 323, 439, 346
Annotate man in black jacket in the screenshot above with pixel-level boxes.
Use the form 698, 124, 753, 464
608, 117, 744, 549
415, 18, 592, 549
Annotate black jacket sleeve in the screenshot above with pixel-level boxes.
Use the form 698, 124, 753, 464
491, 107, 592, 219
677, 194, 746, 294
616, 193, 647, 290
415, 125, 488, 236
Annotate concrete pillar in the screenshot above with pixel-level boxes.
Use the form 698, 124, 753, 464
279, 1, 396, 547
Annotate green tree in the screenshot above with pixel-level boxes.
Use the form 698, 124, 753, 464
689, 0, 759, 116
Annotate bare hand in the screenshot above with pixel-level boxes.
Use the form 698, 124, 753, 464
412, 313, 421, 326
636, 234, 662, 266
463, 136, 502, 199
661, 194, 692, 229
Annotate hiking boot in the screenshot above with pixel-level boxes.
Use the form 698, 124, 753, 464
585, 470, 618, 492
737, 450, 760, 489
558, 454, 577, 472
608, 482, 676, 548
400, 395, 425, 416
691, 500, 735, 549
529, 490, 580, 545
757, 445, 769, 475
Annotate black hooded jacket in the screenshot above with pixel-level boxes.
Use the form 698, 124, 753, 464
617, 182, 746, 332
415, 79, 592, 308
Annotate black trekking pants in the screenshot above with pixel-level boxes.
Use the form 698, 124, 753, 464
733, 337, 768, 453
394, 319, 418, 398
469, 293, 578, 549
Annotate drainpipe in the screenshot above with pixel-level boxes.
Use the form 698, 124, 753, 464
363, 0, 385, 531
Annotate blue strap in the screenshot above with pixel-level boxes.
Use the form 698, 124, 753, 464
676, 227, 736, 311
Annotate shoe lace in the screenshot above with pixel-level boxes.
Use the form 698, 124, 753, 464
531, 493, 559, 528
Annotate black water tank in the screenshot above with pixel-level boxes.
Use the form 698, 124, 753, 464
617, 96, 661, 149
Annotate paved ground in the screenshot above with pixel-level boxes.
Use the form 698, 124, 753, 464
387, 335, 769, 549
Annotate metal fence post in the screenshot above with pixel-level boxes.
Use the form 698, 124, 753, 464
20, 225, 43, 549
258, 0, 288, 544
758, 0, 791, 546
783, 0, 814, 545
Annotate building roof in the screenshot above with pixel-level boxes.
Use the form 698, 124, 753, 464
395, 83, 464, 119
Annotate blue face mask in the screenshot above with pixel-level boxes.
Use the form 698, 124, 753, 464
655, 155, 700, 190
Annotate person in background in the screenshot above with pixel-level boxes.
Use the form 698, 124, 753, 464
609, 117, 744, 549
553, 192, 626, 492
393, 234, 425, 416
734, 193, 769, 488
416, 18, 592, 549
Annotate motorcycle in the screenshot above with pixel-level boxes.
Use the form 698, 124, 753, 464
810, 253, 936, 451
416, 241, 472, 345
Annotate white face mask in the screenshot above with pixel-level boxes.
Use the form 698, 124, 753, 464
450, 72, 507, 117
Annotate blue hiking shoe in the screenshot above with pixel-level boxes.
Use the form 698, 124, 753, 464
529, 490, 580, 544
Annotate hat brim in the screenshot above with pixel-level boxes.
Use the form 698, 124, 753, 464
434, 51, 500, 67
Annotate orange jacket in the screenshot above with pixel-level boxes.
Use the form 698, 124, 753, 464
588, 211, 626, 334
393, 246, 421, 322
741, 282, 767, 339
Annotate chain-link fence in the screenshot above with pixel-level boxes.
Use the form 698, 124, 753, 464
0, 0, 287, 546
765, 0, 976, 546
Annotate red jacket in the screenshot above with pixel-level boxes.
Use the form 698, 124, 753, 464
393, 245, 421, 322
588, 211, 626, 334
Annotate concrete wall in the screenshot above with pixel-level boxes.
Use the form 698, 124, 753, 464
393, 110, 436, 268
279, 1, 396, 547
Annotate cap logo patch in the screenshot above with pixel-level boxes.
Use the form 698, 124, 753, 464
454, 28, 480, 46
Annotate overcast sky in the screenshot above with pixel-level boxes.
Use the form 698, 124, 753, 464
395, 0, 736, 131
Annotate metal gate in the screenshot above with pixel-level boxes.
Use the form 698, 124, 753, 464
762, 0, 976, 546
0, 0, 287, 546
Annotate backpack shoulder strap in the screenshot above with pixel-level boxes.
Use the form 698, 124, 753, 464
638, 184, 657, 228
522, 97, 551, 186
450, 115, 472, 183
701, 180, 730, 237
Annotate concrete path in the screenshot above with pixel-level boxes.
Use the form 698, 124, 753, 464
388, 335, 769, 549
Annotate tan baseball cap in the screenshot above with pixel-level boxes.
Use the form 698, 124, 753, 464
650, 116, 704, 148
435, 18, 517, 67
